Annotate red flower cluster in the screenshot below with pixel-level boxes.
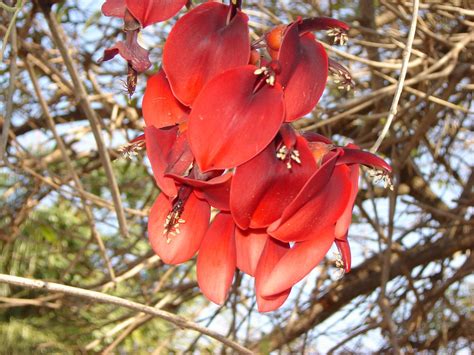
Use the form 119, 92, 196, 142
102, 1, 392, 312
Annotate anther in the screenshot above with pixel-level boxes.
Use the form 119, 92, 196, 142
368, 169, 394, 191
162, 200, 187, 242
326, 28, 348, 45
118, 138, 145, 159
276, 145, 301, 170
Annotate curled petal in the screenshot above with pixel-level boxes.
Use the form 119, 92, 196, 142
100, 31, 151, 72
230, 136, 316, 229
268, 154, 351, 243
302, 131, 333, 144
260, 227, 335, 297
126, 0, 187, 27
164, 131, 194, 178
336, 238, 351, 273
235, 228, 269, 276
142, 70, 189, 128
163, 2, 250, 105
277, 22, 328, 121
255, 238, 291, 312
188, 65, 285, 172
172, 173, 232, 211
101, 0, 126, 18
298, 17, 350, 34
338, 148, 392, 173
197, 212, 236, 305
335, 164, 359, 239
148, 193, 210, 264
145, 126, 179, 198
145, 126, 193, 199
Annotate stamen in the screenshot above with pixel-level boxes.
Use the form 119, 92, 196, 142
276, 145, 301, 170
326, 27, 348, 45
254, 66, 277, 87
368, 168, 394, 191
329, 59, 355, 92
163, 200, 186, 243
118, 138, 145, 159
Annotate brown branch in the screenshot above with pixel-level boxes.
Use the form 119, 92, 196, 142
0, 274, 253, 354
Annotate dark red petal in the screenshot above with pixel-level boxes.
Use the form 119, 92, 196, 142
188, 65, 285, 172
260, 227, 335, 297
101, 0, 126, 18
197, 212, 236, 305
99, 31, 151, 72
302, 131, 333, 144
142, 70, 189, 128
148, 193, 210, 264
255, 238, 291, 312
298, 17, 350, 34
338, 148, 392, 173
126, 0, 187, 27
230, 136, 316, 229
336, 238, 351, 273
268, 155, 351, 243
164, 131, 194, 178
163, 2, 250, 106
144, 126, 179, 198
235, 228, 269, 276
278, 22, 328, 121
172, 173, 232, 211
335, 164, 359, 238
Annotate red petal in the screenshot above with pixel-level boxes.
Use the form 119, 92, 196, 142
163, 2, 250, 106
336, 238, 351, 273
171, 173, 233, 211
255, 238, 291, 312
99, 32, 151, 72
298, 17, 350, 34
268, 155, 351, 243
188, 65, 285, 172
126, 0, 187, 27
235, 228, 269, 276
145, 126, 179, 198
230, 136, 316, 229
197, 212, 236, 304
338, 148, 392, 173
335, 164, 359, 238
277, 23, 328, 121
302, 131, 333, 144
148, 193, 210, 264
164, 131, 194, 178
101, 0, 126, 18
260, 227, 335, 297
142, 70, 189, 128
145, 126, 195, 199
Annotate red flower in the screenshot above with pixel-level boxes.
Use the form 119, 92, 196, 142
265, 17, 350, 121
254, 140, 392, 299
142, 70, 189, 128
197, 212, 236, 304
187, 65, 285, 172
230, 125, 317, 229
101, 0, 187, 27
100, 0, 187, 74
163, 2, 250, 106
145, 125, 233, 265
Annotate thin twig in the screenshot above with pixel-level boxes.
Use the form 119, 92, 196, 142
370, 0, 420, 153
24, 58, 116, 282
42, 6, 129, 237
0, 4, 18, 161
0, 274, 253, 355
